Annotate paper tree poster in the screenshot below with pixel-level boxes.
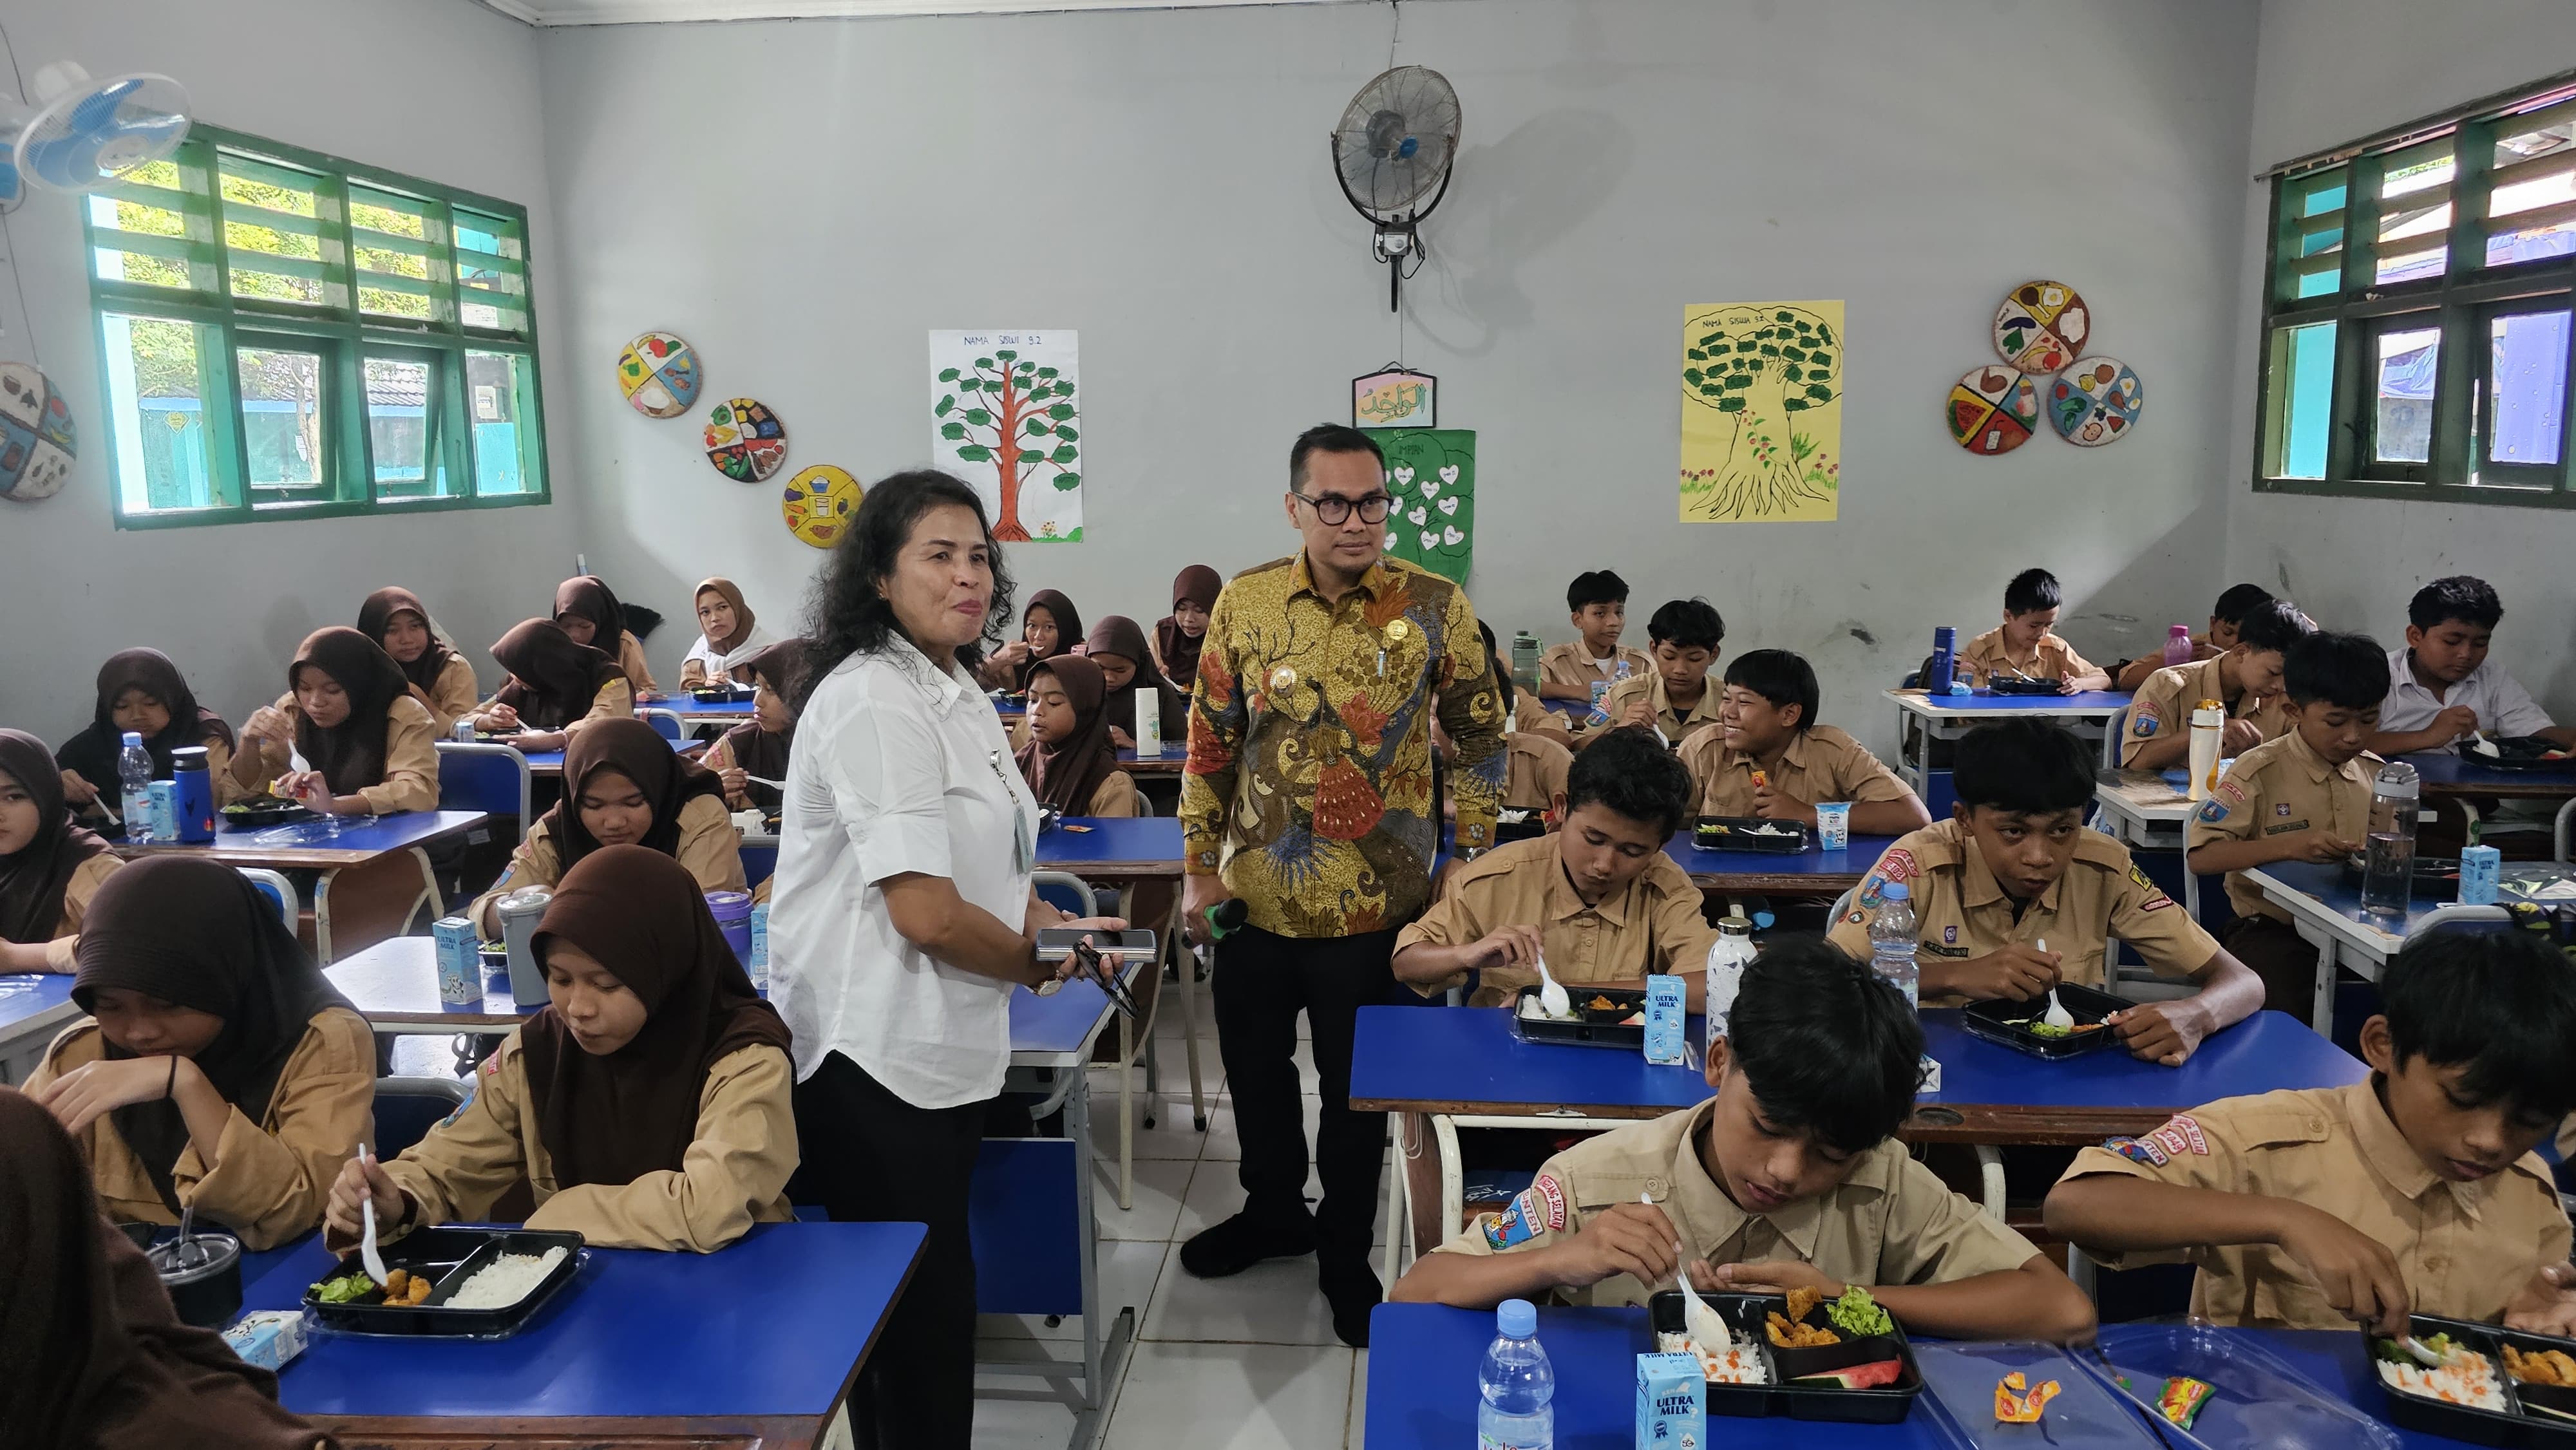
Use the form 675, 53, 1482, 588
1679, 301, 1844, 523
930, 329, 1081, 542
1366, 428, 1475, 584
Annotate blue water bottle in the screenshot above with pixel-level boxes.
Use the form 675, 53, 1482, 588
1928, 627, 1958, 693
170, 746, 216, 843
1477, 1298, 1554, 1450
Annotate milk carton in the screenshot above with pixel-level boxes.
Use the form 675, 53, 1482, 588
1636, 1351, 1705, 1450
222, 1310, 308, 1371
433, 916, 481, 1005
2459, 844, 2501, 906
1642, 974, 1687, 1066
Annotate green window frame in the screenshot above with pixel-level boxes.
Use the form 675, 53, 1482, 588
2255, 77, 2576, 509
81, 124, 548, 529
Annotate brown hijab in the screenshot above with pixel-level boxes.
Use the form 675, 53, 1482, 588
692, 577, 756, 655
545, 717, 728, 867
720, 640, 805, 814
73, 857, 352, 1212
357, 586, 455, 696
1086, 615, 1184, 742
1016, 656, 1120, 814
289, 627, 412, 797
0, 730, 113, 945
54, 648, 237, 787
1156, 563, 1221, 690
0, 1089, 330, 1450
1016, 588, 1083, 690
521, 845, 792, 1190
553, 575, 630, 650
490, 618, 624, 729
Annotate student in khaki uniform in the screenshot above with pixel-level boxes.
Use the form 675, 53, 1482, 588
231, 628, 440, 815
1503, 730, 1575, 815
52, 648, 240, 833
1958, 568, 2110, 692
706, 639, 803, 816
0, 730, 124, 972
1397, 727, 1712, 1008
2047, 930, 2576, 1335
360, 586, 480, 735
331, 845, 798, 1253
553, 574, 658, 697
1594, 598, 1725, 747
1014, 656, 1141, 818
1678, 650, 1930, 835
1537, 570, 1653, 705
471, 617, 634, 753
2187, 633, 2389, 1015
2121, 598, 2311, 769
2114, 583, 2275, 692
23, 858, 374, 1250
1829, 720, 2262, 1064
1392, 938, 2098, 1341
471, 719, 744, 937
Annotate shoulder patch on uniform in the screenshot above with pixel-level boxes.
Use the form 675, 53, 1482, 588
2105, 1135, 2168, 1167
1531, 1172, 1567, 1232
2128, 863, 2177, 911
2197, 798, 2230, 824
2217, 778, 2247, 805
1483, 1185, 1552, 1250
2132, 702, 2161, 737
2148, 1114, 2208, 1158
1879, 848, 1918, 883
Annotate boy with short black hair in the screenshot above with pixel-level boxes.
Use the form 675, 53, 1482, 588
2123, 598, 2315, 769
1828, 719, 2262, 1063
1539, 570, 1652, 704
2114, 583, 2277, 692
2185, 632, 2389, 1016
1397, 726, 1707, 1006
1595, 598, 1725, 747
1391, 937, 2098, 1342
1678, 648, 1931, 836
2369, 575, 2576, 757
2045, 929, 2576, 1335
1959, 568, 2111, 692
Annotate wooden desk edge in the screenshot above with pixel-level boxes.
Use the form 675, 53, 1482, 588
1032, 861, 1183, 880
1685, 871, 1866, 894
310, 1411, 824, 1449
1355, 1097, 2183, 1145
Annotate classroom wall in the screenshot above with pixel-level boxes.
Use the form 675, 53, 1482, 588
2226, 0, 2576, 719
0, 0, 588, 744
535, 0, 2260, 757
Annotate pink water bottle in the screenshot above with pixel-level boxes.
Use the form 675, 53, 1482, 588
2161, 624, 2194, 668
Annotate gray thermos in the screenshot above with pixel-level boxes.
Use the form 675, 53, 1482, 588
497, 887, 554, 1008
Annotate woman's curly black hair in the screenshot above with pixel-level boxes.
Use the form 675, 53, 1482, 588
797, 469, 1016, 710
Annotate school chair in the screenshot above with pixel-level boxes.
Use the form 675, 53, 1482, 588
237, 869, 296, 933
433, 741, 533, 845
640, 707, 685, 744
2557, 798, 2574, 864
372, 1075, 468, 1159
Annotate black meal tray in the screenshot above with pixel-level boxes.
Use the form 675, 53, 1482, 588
302, 1227, 584, 1337
1962, 981, 2132, 1059
690, 684, 755, 703
220, 797, 316, 827
2342, 853, 2461, 893
2367, 1315, 2564, 1446
1495, 809, 1548, 843
471, 726, 524, 741
1648, 1289, 1922, 1423
2479, 737, 2576, 773
1982, 677, 2065, 695
1510, 984, 1647, 1050
1693, 816, 1811, 854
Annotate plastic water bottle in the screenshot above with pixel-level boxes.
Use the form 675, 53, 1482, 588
1704, 916, 1757, 1053
1510, 632, 1542, 694
1868, 881, 1920, 1010
117, 732, 154, 844
1477, 1298, 1554, 1450
2161, 624, 2195, 669
2361, 760, 2421, 917
748, 901, 771, 992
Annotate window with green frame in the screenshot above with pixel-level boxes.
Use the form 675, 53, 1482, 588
81, 124, 548, 527
2257, 79, 2576, 506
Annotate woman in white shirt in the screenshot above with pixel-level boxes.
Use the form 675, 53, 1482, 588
676, 577, 781, 690
770, 470, 1124, 1450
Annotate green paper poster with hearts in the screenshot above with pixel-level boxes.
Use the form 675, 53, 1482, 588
1365, 428, 1475, 585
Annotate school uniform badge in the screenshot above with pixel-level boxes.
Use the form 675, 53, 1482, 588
2106, 1135, 2168, 1167
1483, 1180, 1562, 1250
2275, 802, 2293, 816
2132, 703, 2160, 738
2197, 798, 2230, 823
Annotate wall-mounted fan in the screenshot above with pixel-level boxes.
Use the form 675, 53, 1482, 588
0, 61, 191, 209
1331, 65, 1459, 314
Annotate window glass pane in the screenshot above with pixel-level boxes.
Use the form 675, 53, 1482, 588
453, 207, 527, 334
220, 160, 340, 308
2488, 105, 2576, 267
365, 356, 442, 498
465, 351, 534, 495
236, 344, 329, 497
2374, 325, 2439, 464
2488, 308, 2569, 466
2376, 142, 2452, 283
350, 184, 442, 323
2277, 167, 2349, 299
101, 312, 229, 514
2268, 322, 2338, 479
86, 158, 210, 292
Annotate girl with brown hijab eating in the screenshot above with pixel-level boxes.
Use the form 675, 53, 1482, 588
469, 717, 743, 936
469, 617, 633, 752
974, 587, 1082, 692
358, 585, 479, 733
1013, 656, 1137, 818
1084, 614, 1188, 749
53, 648, 238, 832
553, 574, 658, 696
330, 845, 797, 1252
0, 1088, 332, 1450
677, 576, 781, 689
22, 857, 374, 1248
706, 639, 805, 816
0, 730, 124, 974
231, 627, 440, 815
1152, 563, 1222, 692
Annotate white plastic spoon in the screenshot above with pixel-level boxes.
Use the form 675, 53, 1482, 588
2034, 939, 2075, 1030
357, 1146, 389, 1288
1535, 951, 1571, 1021
2470, 731, 2503, 758
1645, 1194, 1730, 1354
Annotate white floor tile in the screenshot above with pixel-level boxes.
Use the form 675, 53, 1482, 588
969, 1387, 1083, 1450
1177, 1145, 1392, 1243
1103, 1341, 1354, 1450
1141, 1239, 1340, 1346
1347, 1348, 1368, 1448
1092, 1156, 1197, 1242
1108, 1089, 1222, 1161
978, 1236, 1170, 1343
1199, 1091, 1323, 1163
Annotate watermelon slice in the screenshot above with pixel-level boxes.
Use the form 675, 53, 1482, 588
1794, 1358, 1905, 1389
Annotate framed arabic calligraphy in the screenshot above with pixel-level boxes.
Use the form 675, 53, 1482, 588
1352, 364, 1436, 429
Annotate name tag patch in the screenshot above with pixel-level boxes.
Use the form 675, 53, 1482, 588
2263, 821, 2308, 836
1924, 942, 1970, 959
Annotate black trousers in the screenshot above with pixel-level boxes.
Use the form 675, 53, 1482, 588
792, 1051, 989, 1450
2224, 914, 2323, 1017
1212, 923, 1401, 1265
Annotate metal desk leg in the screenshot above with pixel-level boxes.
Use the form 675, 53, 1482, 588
2066, 1245, 2098, 1301
1976, 1145, 2005, 1221
2309, 938, 2340, 1039
1381, 1113, 1406, 1290
1181, 939, 1209, 1133
2557, 798, 2574, 863
1115, 1013, 1134, 1212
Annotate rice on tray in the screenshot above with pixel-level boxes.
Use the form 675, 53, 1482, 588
1657, 1328, 1768, 1384
2377, 1350, 2508, 1411
443, 1247, 569, 1310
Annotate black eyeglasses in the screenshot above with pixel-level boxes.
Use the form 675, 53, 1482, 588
1289, 491, 1394, 525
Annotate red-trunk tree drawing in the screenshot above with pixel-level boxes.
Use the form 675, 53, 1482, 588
936, 348, 1079, 542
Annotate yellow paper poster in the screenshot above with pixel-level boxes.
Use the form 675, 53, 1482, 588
1680, 301, 1844, 523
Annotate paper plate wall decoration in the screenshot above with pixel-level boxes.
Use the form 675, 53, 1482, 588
615, 331, 701, 419
703, 398, 786, 481
2047, 356, 2145, 446
781, 464, 863, 548
1993, 281, 2090, 375
0, 362, 76, 502
1945, 365, 2041, 456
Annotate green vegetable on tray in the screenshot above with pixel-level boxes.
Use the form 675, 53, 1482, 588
1826, 1285, 1894, 1339
310, 1270, 375, 1304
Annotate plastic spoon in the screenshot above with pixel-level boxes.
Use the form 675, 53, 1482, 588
2401, 1334, 2464, 1368
356, 1146, 389, 1288
2034, 939, 2075, 1030
1646, 1194, 1731, 1353
1534, 951, 1571, 1021
2469, 731, 2503, 758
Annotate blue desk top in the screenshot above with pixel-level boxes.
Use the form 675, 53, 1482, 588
1113, 746, 1181, 769
1890, 688, 2132, 717
1917, 1006, 2365, 1109
1665, 833, 1900, 887
0, 973, 77, 1033
2256, 860, 2454, 944
1036, 815, 1182, 867
239, 1219, 924, 1420
1349, 1004, 1710, 1115
643, 695, 754, 717
2396, 750, 2576, 795
113, 810, 488, 865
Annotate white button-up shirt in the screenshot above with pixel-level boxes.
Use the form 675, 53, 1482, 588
2378, 646, 2556, 754
770, 638, 1037, 1108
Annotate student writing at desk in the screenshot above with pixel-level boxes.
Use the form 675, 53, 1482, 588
2367, 575, 2576, 757
1958, 567, 2111, 692
2121, 598, 2311, 770
1676, 648, 1930, 836
229, 628, 440, 816
470, 618, 632, 753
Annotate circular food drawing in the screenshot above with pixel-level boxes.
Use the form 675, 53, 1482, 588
2047, 357, 2145, 447
703, 397, 787, 481
1993, 281, 2090, 375
0, 362, 77, 502
616, 331, 701, 419
1945, 365, 2041, 456
781, 464, 863, 548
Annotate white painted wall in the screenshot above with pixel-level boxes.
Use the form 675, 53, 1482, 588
536, 0, 2260, 757
0, 0, 588, 744
2226, 0, 2576, 719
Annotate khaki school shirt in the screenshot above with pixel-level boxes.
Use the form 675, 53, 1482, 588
616, 630, 658, 697
1394, 834, 1716, 1007
470, 793, 746, 937
1540, 643, 1653, 700
1678, 724, 1909, 819
1429, 1098, 2040, 1306
229, 693, 440, 815
1826, 820, 2215, 1001
381, 1027, 797, 1252
37, 852, 124, 972
1598, 671, 1723, 748
2187, 731, 2377, 920
1505, 733, 1573, 813
1960, 627, 2097, 688
418, 653, 481, 735
26, 1008, 376, 1249
2060, 1082, 2570, 1329
2121, 655, 2287, 767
